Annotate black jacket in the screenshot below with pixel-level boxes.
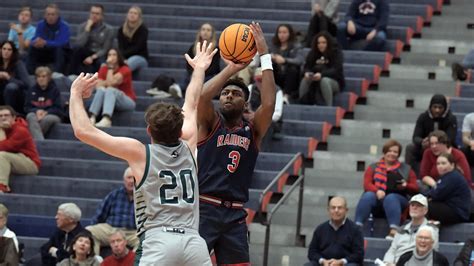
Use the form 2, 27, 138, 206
117, 24, 149, 60
40, 223, 84, 266
397, 250, 449, 266
303, 42, 345, 89
412, 110, 457, 147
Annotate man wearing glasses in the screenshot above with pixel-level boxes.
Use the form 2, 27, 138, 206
0, 105, 40, 193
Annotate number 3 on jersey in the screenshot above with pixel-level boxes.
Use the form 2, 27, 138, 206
227, 151, 241, 173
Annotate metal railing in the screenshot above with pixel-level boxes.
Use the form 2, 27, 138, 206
261, 173, 305, 266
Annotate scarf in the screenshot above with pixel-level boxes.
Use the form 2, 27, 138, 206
122, 19, 142, 40
373, 158, 400, 191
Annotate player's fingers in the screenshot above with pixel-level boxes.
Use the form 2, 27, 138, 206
206, 42, 214, 54
184, 53, 193, 64
210, 48, 218, 57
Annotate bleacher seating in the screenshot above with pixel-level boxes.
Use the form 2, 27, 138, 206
3, 0, 472, 265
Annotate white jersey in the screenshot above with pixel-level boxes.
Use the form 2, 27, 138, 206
134, 141, 199, 237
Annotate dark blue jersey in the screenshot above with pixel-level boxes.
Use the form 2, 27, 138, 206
197, 114, 259, 202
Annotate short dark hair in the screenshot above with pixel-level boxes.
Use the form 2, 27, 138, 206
0, 105, 16, 116
222, 77, 249, 101
145, 102, 183, 144
19, 6, 33, 16
382, 139, 402, 157
429, 130, 450, 147
438, 152, 455, 165
69, 231, 95, 259
91, 4, 104, 13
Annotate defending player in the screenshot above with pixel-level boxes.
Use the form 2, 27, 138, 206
69, 41, 216, 266
197, 22, 276, 265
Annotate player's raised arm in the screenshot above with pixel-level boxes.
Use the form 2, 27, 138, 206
69, 73, 146, 174
197, 53, 247, 139
249, 22, 276, 147
181, 41, 217, 150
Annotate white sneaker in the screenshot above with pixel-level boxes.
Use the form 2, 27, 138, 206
95, 117, 112, 128
89, 115, 96, 125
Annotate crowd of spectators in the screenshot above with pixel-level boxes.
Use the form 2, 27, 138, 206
1, 1, 474, 265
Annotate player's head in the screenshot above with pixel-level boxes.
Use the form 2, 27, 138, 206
145, 102, 183, 144
219, 78, 249, 120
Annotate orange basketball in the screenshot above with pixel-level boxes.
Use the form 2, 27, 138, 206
219, 23, 257, 64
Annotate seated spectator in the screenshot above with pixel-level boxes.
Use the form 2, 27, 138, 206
67, 4, 114, 76
396, 225, 449, 266
117, 5, 149, 73
186, 23, 221, 86
405, 94, 458, 173
422, 152, 471, 225
382, 194, 439, 266
305, 196, 364, 266
0, 105, 40, 193
0, 40, 33, 115
27, 4, 70, 74
57, 231, 100, 266
36, 203, 85, 266
299, 31, 344, 106
453, 235, 474, 266
452, 49, 474, 81
461, 112, 474, 167
337, 0, 389, 51
270, 24, 303, 103
420, 130, 471, 187
0, 203, 18, 253
101, 230, 135, 266
86, 167, 138, 255
8, 6, 36, 56
304, 0, 340, 46
88, 48, 136, 128
0, 236, 18, 265
25, 66, 63, 140
354, 139, 418, 239
247, 69, 284, 139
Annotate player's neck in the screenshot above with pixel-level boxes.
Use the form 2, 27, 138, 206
223, 116, 243, 128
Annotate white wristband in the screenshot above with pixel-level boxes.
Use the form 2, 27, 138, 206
260, 53, 273, 71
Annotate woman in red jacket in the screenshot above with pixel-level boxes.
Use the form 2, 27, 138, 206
354, 139, 419, 238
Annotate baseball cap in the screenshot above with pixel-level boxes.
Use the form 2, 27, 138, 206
409, 194, 428, 207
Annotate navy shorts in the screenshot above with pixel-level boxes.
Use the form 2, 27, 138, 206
199, 201, 250, 265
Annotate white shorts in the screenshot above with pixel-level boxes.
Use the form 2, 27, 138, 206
135, 227, 212, 266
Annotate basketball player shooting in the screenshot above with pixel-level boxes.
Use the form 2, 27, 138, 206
69, 41, 217, 266
196, 22, 276, 265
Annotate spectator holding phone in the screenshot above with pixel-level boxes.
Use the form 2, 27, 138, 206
354, 140, 419, 239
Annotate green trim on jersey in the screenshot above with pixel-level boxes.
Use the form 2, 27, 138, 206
133, 232, 145, 266
136, 144, 150, 190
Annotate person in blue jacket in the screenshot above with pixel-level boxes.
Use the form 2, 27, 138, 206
24, 66, 63, 140
26, 3, 70, 74
423, 152, 471, 225
337, 0, 389, 51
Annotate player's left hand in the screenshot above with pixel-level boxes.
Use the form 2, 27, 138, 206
185, 40, 218, 71
249, 22, 268, 55
71, 72, 98, 99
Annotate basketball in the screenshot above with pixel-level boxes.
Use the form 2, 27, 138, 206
219, 23, 257, 64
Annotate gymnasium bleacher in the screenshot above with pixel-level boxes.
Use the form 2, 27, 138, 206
0, 0, 473, 265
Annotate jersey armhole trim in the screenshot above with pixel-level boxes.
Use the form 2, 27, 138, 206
136, 144, 150, 190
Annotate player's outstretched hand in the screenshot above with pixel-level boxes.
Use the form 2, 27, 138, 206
185, 40, 218, 72
249, 22, 269, 55
71, 72, 98, 99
